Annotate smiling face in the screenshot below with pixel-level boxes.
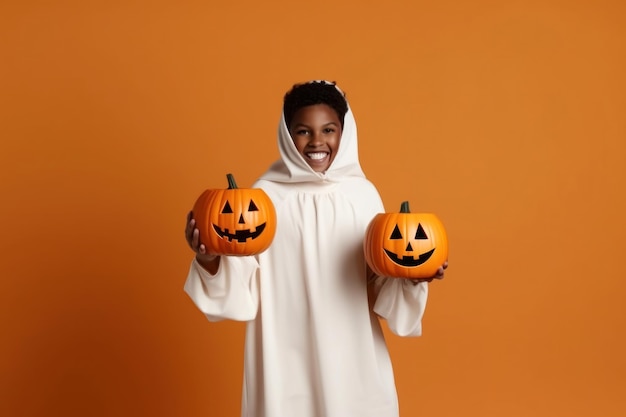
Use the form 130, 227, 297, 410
289, 104, 342, 173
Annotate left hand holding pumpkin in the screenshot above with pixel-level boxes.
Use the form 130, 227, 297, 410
409, 261, 448, 285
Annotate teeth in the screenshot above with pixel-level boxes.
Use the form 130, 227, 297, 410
307, 152, 327, 160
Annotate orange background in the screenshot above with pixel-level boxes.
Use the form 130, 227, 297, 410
1, 1, 625, 416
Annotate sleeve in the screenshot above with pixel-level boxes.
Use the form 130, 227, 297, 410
369, 273, 429, 337
183, 255, 260, 322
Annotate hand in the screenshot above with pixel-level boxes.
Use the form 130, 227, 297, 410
185, 211, 219, 266
410, 261, 448, 285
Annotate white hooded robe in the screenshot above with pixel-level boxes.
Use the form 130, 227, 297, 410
185, 97, 428, 417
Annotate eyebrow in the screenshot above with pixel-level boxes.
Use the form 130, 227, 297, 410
292, 121, 339, 129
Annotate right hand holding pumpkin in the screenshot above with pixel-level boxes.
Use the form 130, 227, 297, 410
185, 211, 220, 272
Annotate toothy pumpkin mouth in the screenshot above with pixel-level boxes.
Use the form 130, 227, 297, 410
213, 223, 267, 242
383, 248, 435, 267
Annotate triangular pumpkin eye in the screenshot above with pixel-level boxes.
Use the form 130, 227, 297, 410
248, 200, 259, 211
222, 201, 233, 214
390, 225, 403, 240
415, 224, 428, 240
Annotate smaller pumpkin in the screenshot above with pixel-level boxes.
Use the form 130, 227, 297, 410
192, 173, 276, 256
364, 201, 448, 279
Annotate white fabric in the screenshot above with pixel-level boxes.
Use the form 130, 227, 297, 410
259, 105, 365, 183
185, 92, 428, 417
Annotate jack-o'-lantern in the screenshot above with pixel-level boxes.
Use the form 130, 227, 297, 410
192, 173, 276, 255
364, 201, 448, 279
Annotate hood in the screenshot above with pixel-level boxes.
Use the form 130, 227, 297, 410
258, 92, 366, 184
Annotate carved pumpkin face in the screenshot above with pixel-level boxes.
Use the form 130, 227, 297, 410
192, 173, 276, 255
364, 201, 448, 279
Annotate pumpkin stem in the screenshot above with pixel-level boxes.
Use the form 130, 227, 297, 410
400, 201, 411, 213
226, 173, 238, 189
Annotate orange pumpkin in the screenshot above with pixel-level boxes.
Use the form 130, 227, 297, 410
192, 173, 276, 256
364, 201, 448, 279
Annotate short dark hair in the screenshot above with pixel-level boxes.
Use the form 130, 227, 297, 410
283, 81, 348, 128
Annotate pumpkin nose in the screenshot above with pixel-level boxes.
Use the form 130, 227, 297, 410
238, 214, 245, 224
405, 242, 414, 252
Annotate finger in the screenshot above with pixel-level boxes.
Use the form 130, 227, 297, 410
433, 266, 445, 280
186, 211, 194, 229
443, 261, 449, 269
186, 223, 197, 244
191, 228, 201, 251
198, 243, 206, 255
185, 225, 195, 248
185, 212, 196, 237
